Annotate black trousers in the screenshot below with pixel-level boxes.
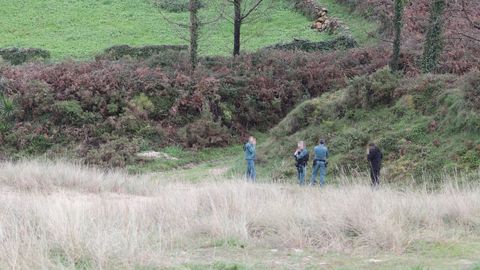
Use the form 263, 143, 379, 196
370, 165, 381, 186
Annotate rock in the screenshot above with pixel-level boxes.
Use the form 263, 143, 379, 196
136, 151, 179, 161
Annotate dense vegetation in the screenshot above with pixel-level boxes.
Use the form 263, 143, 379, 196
0, 0, 478, 179
0, 46, 390, 166
261, 68, 480, 182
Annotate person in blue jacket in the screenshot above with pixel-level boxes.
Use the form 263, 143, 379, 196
294, 141, 309, 186
244, 136, 257, 182
310, 139, 329, 186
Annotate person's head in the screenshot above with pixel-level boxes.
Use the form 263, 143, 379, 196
249, 136, 256, 145
368, 142, 376, 148
319, 138, 325, 145
297, 141, 305, 150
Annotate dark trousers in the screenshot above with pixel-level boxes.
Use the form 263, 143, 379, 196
370, 164, 381, 187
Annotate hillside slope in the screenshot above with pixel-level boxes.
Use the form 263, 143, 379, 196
255, 68, 480, 183
0, 0, 374, 59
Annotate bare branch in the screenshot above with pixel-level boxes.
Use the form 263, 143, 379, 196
461, 0, 480, 30
241, 0, 265, 20
456, 31, 480, 42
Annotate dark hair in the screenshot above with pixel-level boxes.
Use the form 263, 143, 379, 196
368, 142, 376, 147
319, 139, 325, 144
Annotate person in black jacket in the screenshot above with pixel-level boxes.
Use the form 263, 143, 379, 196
367, 143, 383, 187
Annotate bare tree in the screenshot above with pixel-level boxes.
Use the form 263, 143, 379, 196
224, 0, 269, 56
157, 0, 223, 71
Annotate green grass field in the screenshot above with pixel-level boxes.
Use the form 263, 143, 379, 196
0, 0, 375, 59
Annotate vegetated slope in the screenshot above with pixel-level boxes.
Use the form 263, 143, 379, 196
0, 0, 374, 59
259, 68, 480, 182
2, 160, 480, 269
0, 47, 391, 167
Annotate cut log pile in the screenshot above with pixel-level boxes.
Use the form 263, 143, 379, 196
310, 7, 340, 33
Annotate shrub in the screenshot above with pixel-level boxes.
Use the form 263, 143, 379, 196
97, 45, 188, 60
179, 119, 232, 149
463, 70, 480, 111
129, 93, 155, 118
83, 137, 140, 167
345, 67, 399, 108
265, 36, 358, 52
0, 48, 50, 65
151, 0, 204, 12
52, 100, 96, 126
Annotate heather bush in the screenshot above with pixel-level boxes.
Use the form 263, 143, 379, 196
83, 136, 141, 167
265, 36, 358, 52
0, 48, 50, 65
345, 67, 399, 108
52, 100, 97, 126
150, 0, 204, 12
97, 45, 188, 61
463, 69, 480, 111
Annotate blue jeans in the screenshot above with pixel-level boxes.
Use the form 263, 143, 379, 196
297, 165, 306, 185
246, 160, 256, 182
310, 161, 327, 186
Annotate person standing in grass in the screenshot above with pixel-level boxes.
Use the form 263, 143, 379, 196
367, 142, 383, 187
244, 136, 257, 182
310, 139, 329, 186
294, 141, 309, 186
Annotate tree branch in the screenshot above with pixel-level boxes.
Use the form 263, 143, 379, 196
241, 0, 264, 20
461, 0, 480, 30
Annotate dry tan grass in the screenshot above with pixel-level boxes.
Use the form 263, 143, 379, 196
0, 160, 479, 269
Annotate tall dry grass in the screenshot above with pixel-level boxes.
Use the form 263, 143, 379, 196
0, 160, 479, 269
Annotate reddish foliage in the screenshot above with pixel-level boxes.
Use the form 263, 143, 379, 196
336, 0, 480, 74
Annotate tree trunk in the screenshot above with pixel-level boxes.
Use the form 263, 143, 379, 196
189, 0, 200, 71
233, 0, 242, 56
390, 0, 404, 72
421, 0, 446, 73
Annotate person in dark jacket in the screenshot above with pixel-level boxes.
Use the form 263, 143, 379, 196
294, 141, 309, 186
367, 143, 383, 187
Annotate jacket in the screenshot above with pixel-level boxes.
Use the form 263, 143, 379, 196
313, 144, 329, 161
294, 148, 309, 167
367, 146, 383, 168
244, 142, 256, 160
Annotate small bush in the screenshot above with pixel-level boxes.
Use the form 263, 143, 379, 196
97, 45, 188, 60
345, 67, 399, 108
83, 137, 140, 167
264, 36, 357, 52
0, 48, 50, 65
151, 0, 204, 12
53, 100, 96, 126
179, 119, 232, 149
463, 70, 480, 111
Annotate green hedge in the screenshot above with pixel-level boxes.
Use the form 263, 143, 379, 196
264, 36, 358, 52
97, 45, 188, 60
0, 48, 50, 65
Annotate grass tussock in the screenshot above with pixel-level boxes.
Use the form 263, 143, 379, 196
1, 160, 480, 268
